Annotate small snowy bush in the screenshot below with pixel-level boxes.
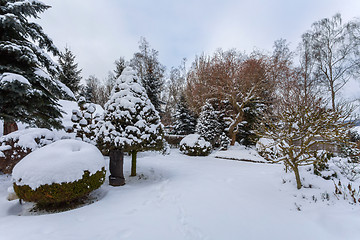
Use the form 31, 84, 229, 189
12, 139, 105, 206
256, 138, 280, 161
219, 132, 231, 151
71, 97, 100, 144
179, 134, 212, 156
333, 157, 360, 181
0, 128, 63, 174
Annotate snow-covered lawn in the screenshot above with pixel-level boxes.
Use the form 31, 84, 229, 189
1, 149, 360, 240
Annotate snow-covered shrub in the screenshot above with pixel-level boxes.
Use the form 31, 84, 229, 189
333, 157, 360, 181
196, 101, 222, 146
219, 132, 231, 151
256, 138, 280, 161
0, 128, 63, 174
179, 134, 212, 156
12, 139, 105, 206
71, 97, 100, 144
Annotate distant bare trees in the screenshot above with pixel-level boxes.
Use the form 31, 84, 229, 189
303, 13, 360, 110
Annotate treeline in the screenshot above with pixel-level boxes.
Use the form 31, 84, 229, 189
58, 14, 360, 141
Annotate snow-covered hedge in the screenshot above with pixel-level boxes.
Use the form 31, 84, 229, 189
0, 128, 65, 174
12, 139, 106, 206
180, 134, 212, 156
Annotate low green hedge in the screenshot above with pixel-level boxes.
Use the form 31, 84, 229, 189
13, 168, 106, 206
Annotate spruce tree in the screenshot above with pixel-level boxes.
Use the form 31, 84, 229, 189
130, 37, 165, 113
195, 100, 222, 146
58, 47, 82, 94
97, 67, 164, 176
236, 100, 263, 146
114, 57, 126, 79
0, 0, 63, 135
173, 95, 197, 135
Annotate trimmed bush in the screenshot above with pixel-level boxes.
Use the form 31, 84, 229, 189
180, 134, 212, 156
13, 168, 105, 205
12, 139, 106, 206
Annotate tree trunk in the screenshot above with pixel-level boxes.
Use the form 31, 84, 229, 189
131, 151, 137, 177
292, 165, 302, 189
108, 150, 125, 186
331, 89, 336, 111
3, 120, 18, 135
230, 133, 237, 146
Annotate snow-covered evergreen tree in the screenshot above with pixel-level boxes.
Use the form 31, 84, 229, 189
130, 37, 165, 113
97, 67, 164, 176
114, 57, 126, 79
58, 47, 82, 94
0, 0, 64, 135
195, 100, 222, 146
219, 132, 230, 151
173, 95, 197, 135
71, 97, 99, 143
236, 100, 264, 146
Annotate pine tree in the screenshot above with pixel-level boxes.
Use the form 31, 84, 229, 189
58, 47, 82, 94
195, 100, 222, 146
114, 57, 126, 79
97, 67, 164, 176
0, 0, 64, 135
173, 95, 197, 135
130, 37, 165, 113
236, 100, 264, 146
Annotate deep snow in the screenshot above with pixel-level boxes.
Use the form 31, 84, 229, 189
1, 149, 360, 240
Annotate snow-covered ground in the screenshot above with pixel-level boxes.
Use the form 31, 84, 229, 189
1, 149, 360, 240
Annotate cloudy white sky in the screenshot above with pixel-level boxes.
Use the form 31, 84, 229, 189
37, 0, 360, 89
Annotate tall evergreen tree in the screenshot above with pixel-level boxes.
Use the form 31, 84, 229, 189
97, 67, 164, 176
173, 95, 197, 135
58, 47, 82, 94
196, 100, 222, 146
236, 100, 263, 146
130, 37, 165, 112
114, 57, 126, 79
0, 0, 63, 135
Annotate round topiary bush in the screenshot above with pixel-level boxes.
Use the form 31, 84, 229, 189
12, 139, 106, 206
180, 134, 212, 156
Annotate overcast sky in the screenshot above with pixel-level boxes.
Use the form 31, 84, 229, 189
37, 0, 360, 96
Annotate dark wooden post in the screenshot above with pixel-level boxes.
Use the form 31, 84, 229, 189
109, 149, 125, 186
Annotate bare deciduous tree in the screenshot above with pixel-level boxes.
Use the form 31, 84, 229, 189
259, 77, 353, 189
304, 13, 360, 110
186, 49, 273, 145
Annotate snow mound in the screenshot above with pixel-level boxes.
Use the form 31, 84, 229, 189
12, 139, 105, 190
